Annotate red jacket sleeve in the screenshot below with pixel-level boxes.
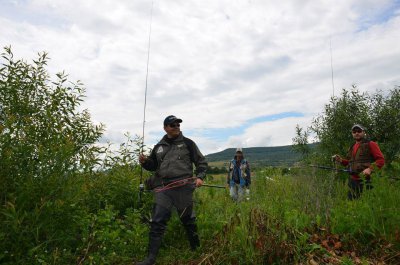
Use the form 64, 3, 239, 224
369, 141, 385, 169
340, 141, 384, 170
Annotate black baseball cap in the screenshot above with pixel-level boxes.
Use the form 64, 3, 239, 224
164, 115, 182, 126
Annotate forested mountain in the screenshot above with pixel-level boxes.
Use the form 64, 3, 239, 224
205, 143, 318, 167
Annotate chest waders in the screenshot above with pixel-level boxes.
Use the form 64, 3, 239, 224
346, 140, 374, 200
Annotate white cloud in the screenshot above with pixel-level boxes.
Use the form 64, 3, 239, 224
226, 116, 313, 148
1, 0, 399, 155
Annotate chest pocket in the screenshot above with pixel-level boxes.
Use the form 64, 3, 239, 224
175, 143, 191, 162
356, 144, 373, 162
155, 145, 170, 163
156, 143, 191, 165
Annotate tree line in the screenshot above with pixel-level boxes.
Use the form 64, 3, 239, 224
293, 85, 400, 168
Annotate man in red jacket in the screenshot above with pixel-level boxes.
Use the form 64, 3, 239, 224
334, 124, 385, 200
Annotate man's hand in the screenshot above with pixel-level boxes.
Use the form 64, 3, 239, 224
362, 167, 372, 176
139, 154, 147, 165
195, 178, 203, 187
332, 154, 342, 163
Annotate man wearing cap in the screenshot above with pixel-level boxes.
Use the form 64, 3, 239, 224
137, 115, 207, 265
227, 148, 251, 202
333, 124, 385, 200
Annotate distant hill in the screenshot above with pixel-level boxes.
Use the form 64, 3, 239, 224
205, 143, 318, 168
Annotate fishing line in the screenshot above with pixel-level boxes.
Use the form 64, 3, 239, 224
330, 36, 335, 97
139, 0, 154, 206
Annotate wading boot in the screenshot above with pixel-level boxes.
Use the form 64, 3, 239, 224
185, 224, 200, 251
136, 236, 162, 265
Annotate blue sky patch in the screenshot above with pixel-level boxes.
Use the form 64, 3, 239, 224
356, 2, 400, 32
187, 112, 304, 142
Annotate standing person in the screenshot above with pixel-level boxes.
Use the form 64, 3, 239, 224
227, 148, 251, 202
137, 115, 207, 265
333, 124, 385, 200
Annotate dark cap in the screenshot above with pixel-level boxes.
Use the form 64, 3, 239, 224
164, 115, 182, 126
351, 124, 364, 131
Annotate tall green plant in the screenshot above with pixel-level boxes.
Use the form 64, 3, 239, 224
292, 124, 310, 158
369, 88, 400, 163
293, 86, 400, 164
311, 87, 371, 161
0, 46, 104, 263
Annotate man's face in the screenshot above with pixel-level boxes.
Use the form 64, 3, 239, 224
236, 152, 243, 161
352, 128, 365, 141
164, 122, 181, 138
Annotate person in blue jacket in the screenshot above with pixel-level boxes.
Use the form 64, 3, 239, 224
227, 148, 251, 202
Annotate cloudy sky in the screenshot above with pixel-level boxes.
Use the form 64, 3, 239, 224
1, 0, 399, 154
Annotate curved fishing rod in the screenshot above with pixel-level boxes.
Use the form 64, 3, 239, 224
139, 0, 154, 207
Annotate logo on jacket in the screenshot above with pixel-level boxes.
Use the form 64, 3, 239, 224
157, 146, 164, 153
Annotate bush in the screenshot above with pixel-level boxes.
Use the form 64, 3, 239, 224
0, 46, 104, 264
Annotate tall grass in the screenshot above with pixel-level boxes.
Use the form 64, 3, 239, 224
150, 166, 400, 264
2, 162, 398, 264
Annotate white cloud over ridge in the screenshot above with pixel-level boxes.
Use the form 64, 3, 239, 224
1, 0, 399, 154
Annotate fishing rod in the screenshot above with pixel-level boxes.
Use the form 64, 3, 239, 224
139, 0, 154, 207
201, 184, 226, 189
152, 178, 226, 192
149, 183, 226, 193
309, 164, 357, 174
140, 183, 226, 194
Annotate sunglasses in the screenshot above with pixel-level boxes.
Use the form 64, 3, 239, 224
168, 123, 180, 128
352, 129, 362, 133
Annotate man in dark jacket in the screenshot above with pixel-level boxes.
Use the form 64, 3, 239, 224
334, 124, 385, 200
137, 115, 207, 265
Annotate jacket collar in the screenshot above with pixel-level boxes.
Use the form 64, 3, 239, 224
159, 132, 184, 145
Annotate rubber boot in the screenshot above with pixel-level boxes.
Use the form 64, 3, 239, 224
185, 224, 200, 251
136, 236, 162, 265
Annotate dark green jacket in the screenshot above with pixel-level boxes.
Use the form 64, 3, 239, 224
142, 133, 207, 183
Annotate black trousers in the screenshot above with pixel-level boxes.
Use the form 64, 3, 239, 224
347, 177, 373, 200
150, 183, 197, 239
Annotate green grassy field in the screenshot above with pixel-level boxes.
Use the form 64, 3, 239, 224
208, 161, 229, 168
1, 166, 399, 264
134, 168, 400, 265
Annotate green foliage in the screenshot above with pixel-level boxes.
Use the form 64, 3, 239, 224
76, 207, 147, 265
84, 134, 147, 213
292, 124, 311, 158
207, 165, 227, 174
0, 46, 105, 264
0, 46, 104, 202
298, 86, 400, 164
369, 88, 400, 163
